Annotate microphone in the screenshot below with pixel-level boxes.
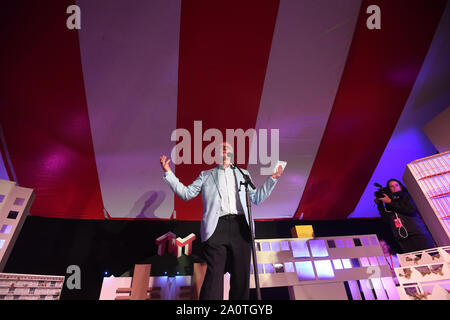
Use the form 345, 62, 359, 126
226, 152, 237, 169
227, 155, 255, 190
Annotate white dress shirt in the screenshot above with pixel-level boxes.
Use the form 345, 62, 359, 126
217, 164, 244, 216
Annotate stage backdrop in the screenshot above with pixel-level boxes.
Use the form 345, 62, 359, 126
0, 0, 448, 221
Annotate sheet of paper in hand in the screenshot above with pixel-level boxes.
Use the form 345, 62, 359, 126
267, 160, 287, 175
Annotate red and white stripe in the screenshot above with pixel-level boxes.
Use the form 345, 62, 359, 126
0, 0, 447, 221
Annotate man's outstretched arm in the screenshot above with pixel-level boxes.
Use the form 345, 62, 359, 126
248, 165, 283, 205
160, 155, 202, 201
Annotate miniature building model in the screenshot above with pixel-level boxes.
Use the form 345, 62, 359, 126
0, 179, 35, 272
99, 264, 194, 300
0, 273, 65, 300
245, 235, 399, 300
156, 232, 196, 258
394, 246, 450, 300
403, 152, 450, 246
100, 234, 401, 300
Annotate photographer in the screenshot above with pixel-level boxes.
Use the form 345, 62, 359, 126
375, 179, 435, 253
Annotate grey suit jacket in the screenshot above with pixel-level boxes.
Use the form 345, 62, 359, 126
163, 166, 278, 242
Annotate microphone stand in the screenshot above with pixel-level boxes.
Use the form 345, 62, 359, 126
231, 162, 261, 300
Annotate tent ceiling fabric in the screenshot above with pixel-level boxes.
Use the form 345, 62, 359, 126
247, 0, 362, 220
76, 0, 182, 219
0, 0, 105, 219
294, 0, 447, 220
0, 0, 448, 221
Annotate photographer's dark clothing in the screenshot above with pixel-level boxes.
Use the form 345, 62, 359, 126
377, 191, 435, 253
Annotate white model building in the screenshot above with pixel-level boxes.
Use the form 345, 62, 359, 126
244, 235, 399, 300
394, 246, 450, 300
0, 179, 66, 300
0, 273, 65, 300
100, 233, 400, 300
403, 151, 450, 246
0, 179, 35, 272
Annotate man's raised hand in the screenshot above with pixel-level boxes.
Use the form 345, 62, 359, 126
271, 165, 284, 179
160, 155, 172, 173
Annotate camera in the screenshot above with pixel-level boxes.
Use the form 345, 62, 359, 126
374, 183, 392, 199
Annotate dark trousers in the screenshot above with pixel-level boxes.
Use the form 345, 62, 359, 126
199, 214, 251, 300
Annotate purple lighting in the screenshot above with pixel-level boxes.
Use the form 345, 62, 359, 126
359, 279, 375, 300
361, 237, 371, 246
370, 277, 388, 300
258, 264, 265, 274
381, 277, 400, 300
370, 237, 379, 246
260, 242, 271, 251
0, 225, 12, 234
360, 257, 370, 267
284, 262, 295, 273
308, 240, 328, 257
271, 242, 281, 251
250, 264, 264, 274
13, 198, 25, 206
350, 258, 361, 268
335, 239, 345, 248
280, 241, 290, 251
348, 280, 362, 300
295, 261, 316, 281
314, 260, 335, 279
291, 240, 310, 258
264, 264, 274, 274
342, 259, 352, 269
332, 259, 343, 270
42, 149, 69, 173
344, 238, 354, 247
388, 66, 418, 87
377, 256, 387, 266
369, 256, 379, 266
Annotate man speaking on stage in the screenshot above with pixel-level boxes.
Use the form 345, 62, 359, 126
160, 141, 283, 300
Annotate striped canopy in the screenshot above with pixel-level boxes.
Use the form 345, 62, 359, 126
0, 0, 448, 221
